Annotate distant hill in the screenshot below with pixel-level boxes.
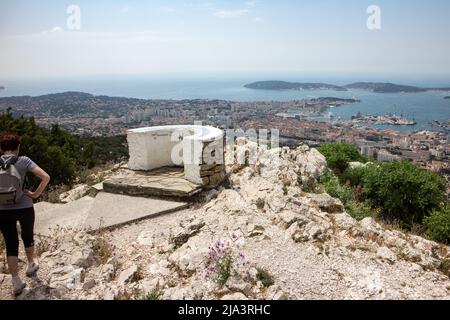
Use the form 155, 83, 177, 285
244, 81, 450, 94
0, 110, 127, 186
0, 91, 146, 117
0, 86, 4, 90
445, 96, 450, 99
344, 82, 427, 93
345, 82, 450, 93
244, 81, 348, 91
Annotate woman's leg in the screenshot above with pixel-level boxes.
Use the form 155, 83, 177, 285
18, 207, 35, 264
0, 216, 20, 276
0, 212, 26, 296
7, 257, 19, 276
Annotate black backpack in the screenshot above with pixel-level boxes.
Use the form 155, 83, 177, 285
0, 156, 24, 205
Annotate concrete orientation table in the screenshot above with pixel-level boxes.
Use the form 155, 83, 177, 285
127, 125, 226, 186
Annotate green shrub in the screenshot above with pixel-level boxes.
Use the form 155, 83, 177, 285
301, 178, 322, 194
0, 110, 127, 187
320, 172, 355, 206
360, 161, 445, 227
135, 289, 164, 300
439, 259, 450, 277
319, 171, 374, 221
341, 166, 368, 187
424, 205, 450, 244
345, 201, 374, 221
318, 142, 364, 174
215, 253, 233, 286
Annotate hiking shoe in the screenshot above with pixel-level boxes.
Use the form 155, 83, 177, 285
26, 261, 39, 277
12, 276, 26, 297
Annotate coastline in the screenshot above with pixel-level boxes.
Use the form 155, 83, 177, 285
0, 77, 448, 133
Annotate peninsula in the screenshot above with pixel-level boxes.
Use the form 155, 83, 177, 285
345, 82, 450, 93
445, 96, 450, 99
345, 82, 427, 93
244, 81, 348, 91
244, 81, 450, 93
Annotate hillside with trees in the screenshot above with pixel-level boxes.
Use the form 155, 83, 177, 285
0, 108, 128, 187
318, 142, 449, 244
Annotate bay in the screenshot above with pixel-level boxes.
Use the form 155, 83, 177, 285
0, 75, 449, 133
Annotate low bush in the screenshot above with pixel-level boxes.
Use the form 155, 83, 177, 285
135, 289, 164, 300
204, 240, 249, 287
318, 142, 365, 174
320, 172, 355, 206
424, 205, 450, 244
345, 201, 374, 221
340, 166, 368, 187
319, 143, 448, 242
358, 161, 445, 227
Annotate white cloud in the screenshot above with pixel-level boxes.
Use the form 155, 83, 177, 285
48, 26, 63, 34
213, 9, 249, 19
245, 1, 259, 7
254, 17, 263, 22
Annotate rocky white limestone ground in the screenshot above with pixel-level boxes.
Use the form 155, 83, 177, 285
1, 144, 449, 300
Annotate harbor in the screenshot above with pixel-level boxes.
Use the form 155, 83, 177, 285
351, 112, 417, 126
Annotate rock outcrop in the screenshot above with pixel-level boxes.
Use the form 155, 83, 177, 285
1, 143, 449, 300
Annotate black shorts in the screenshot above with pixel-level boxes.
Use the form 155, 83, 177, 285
0, 206, 35, 257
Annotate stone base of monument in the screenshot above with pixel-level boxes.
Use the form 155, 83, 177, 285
34, 125, 228, 233
102, 166, 205, 199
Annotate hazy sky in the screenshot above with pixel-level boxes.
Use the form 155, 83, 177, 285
1, 0, 450, 79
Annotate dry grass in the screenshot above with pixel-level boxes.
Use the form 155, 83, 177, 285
34, 234, 57, 257
130, 264, 145, 283
255, 198, 266, 210
0, 236, 7, 274
91, 222, 115, 265
0, 235, 4, 255
116, 288, 164, 300
135, 289, 164, 300
256, 267, 275, 287
92, 236, 114, 265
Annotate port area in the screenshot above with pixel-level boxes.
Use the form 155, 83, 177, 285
351, 113, 416, 126
432, 120, 450, 131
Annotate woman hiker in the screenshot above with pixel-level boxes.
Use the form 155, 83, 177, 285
0, 133, 50, 296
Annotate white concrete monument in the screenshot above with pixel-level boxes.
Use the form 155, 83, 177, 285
127, 125, 225, 186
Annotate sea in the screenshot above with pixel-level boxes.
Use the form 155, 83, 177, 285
0, 74, 449, 133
